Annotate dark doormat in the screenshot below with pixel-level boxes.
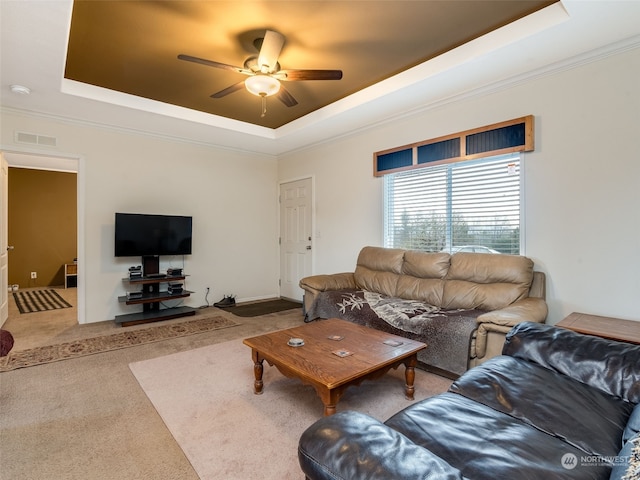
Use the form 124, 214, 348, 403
229, 299, 302, 317
13, 289, 72, 314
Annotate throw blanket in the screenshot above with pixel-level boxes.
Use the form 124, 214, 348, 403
306, 289, 481, 376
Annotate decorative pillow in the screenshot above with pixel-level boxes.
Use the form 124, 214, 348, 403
610, 433, 640, 480
623, 403, 640, 444
0, 329, 14, 357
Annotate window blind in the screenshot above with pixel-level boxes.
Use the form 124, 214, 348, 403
384, 154, 521, 254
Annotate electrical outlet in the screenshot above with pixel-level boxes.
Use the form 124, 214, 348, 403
31, 271, 37, 279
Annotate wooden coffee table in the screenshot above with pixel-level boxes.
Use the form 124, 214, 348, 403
242, 318, 427, 416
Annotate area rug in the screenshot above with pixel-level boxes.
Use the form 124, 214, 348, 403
229, 298, 302, 317
0, 315, 239, 372
129, 339, 452, 480
12, 289, 72, 314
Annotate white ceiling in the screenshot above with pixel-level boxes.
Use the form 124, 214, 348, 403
1, 1, 640, 157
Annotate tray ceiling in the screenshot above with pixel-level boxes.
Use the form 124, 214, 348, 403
64, 1, 555, 129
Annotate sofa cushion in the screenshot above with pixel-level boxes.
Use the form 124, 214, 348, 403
298, 411, 466, 480
354, 246, 405, 297
401, 250, 450, 278
395, 250, 448, 305
395, 276, 446, 305
450, 355, 634, 458
442, 253, 533, 310
503, 322, 640, 403
385, 392, 611, 479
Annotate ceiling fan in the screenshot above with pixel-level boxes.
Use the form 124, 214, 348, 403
178, 30, 343, 117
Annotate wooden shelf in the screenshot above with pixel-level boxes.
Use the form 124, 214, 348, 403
125, 275, 187, 285
117, 290, 193, 305
65, 263, 78, 288
116, 274, 193, 327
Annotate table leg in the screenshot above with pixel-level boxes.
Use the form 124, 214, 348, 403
323, 403, 337, 416
404, 354, 417, 400
317, 387, 341, 416
251, 349, 264, 395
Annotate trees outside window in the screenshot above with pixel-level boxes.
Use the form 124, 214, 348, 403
384, 154, 521, 254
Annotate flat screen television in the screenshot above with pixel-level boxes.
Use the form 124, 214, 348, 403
115, 213, 192, 257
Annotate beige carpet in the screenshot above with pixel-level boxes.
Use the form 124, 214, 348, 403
0, 309, 303, 480
130, 339, 452, 480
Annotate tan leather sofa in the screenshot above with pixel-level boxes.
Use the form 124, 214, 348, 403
300, 246, 547, 376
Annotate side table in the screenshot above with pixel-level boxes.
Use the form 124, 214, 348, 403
556, 312, 640, 345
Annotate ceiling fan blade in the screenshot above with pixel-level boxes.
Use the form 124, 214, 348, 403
276, 86, 298, 107
278, 69, 343, 81
257, 30, 285, 73
210, 81, 245, 99
178, 54, 252, 75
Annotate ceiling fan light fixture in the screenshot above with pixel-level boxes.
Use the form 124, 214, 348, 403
245, 74, 280, 97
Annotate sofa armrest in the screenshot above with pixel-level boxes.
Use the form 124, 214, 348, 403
529, 271, 546, 299
472, 298, 547, 361
300, 273, 356, 314
298, 411, 465, 480
472, 323, 513, 363
477, 297, 548, 327
504, 322, 640, 403
299, 272, 356, 293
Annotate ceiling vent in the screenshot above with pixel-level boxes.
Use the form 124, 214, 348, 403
14, 131, 57, 148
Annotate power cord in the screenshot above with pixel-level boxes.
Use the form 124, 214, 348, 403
199, 287, 211, 309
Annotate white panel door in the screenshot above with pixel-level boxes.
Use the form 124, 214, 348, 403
279, 178, 312, 301
1, 153, 9, 326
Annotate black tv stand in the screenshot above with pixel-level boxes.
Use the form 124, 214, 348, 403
142, 255, 160, 277
146, 273, 166, 279
115, 256, 194, 327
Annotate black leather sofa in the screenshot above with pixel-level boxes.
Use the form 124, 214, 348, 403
298, 322, 640, 480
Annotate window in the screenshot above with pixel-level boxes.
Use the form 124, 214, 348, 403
384, 153, 522, 254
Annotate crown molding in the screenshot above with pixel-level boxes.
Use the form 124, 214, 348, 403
2, 34, 638, 159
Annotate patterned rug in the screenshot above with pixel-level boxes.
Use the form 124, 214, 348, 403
0, 315, 239, 372
13, 289, 72, 314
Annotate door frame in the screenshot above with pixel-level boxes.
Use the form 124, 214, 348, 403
1, 154, 8, 326
1, 146, 85, 324
278, 175, 315, 299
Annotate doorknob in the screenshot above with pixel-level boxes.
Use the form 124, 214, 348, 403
306, 246, 311, 250
6, 246, 14, 251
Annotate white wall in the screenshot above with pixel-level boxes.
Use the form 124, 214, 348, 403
2, 46, 638, 325
1, 110, 279, 323
278, 46, 640, 324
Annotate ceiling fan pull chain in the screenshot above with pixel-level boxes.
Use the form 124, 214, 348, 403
261, 94, 267, 117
